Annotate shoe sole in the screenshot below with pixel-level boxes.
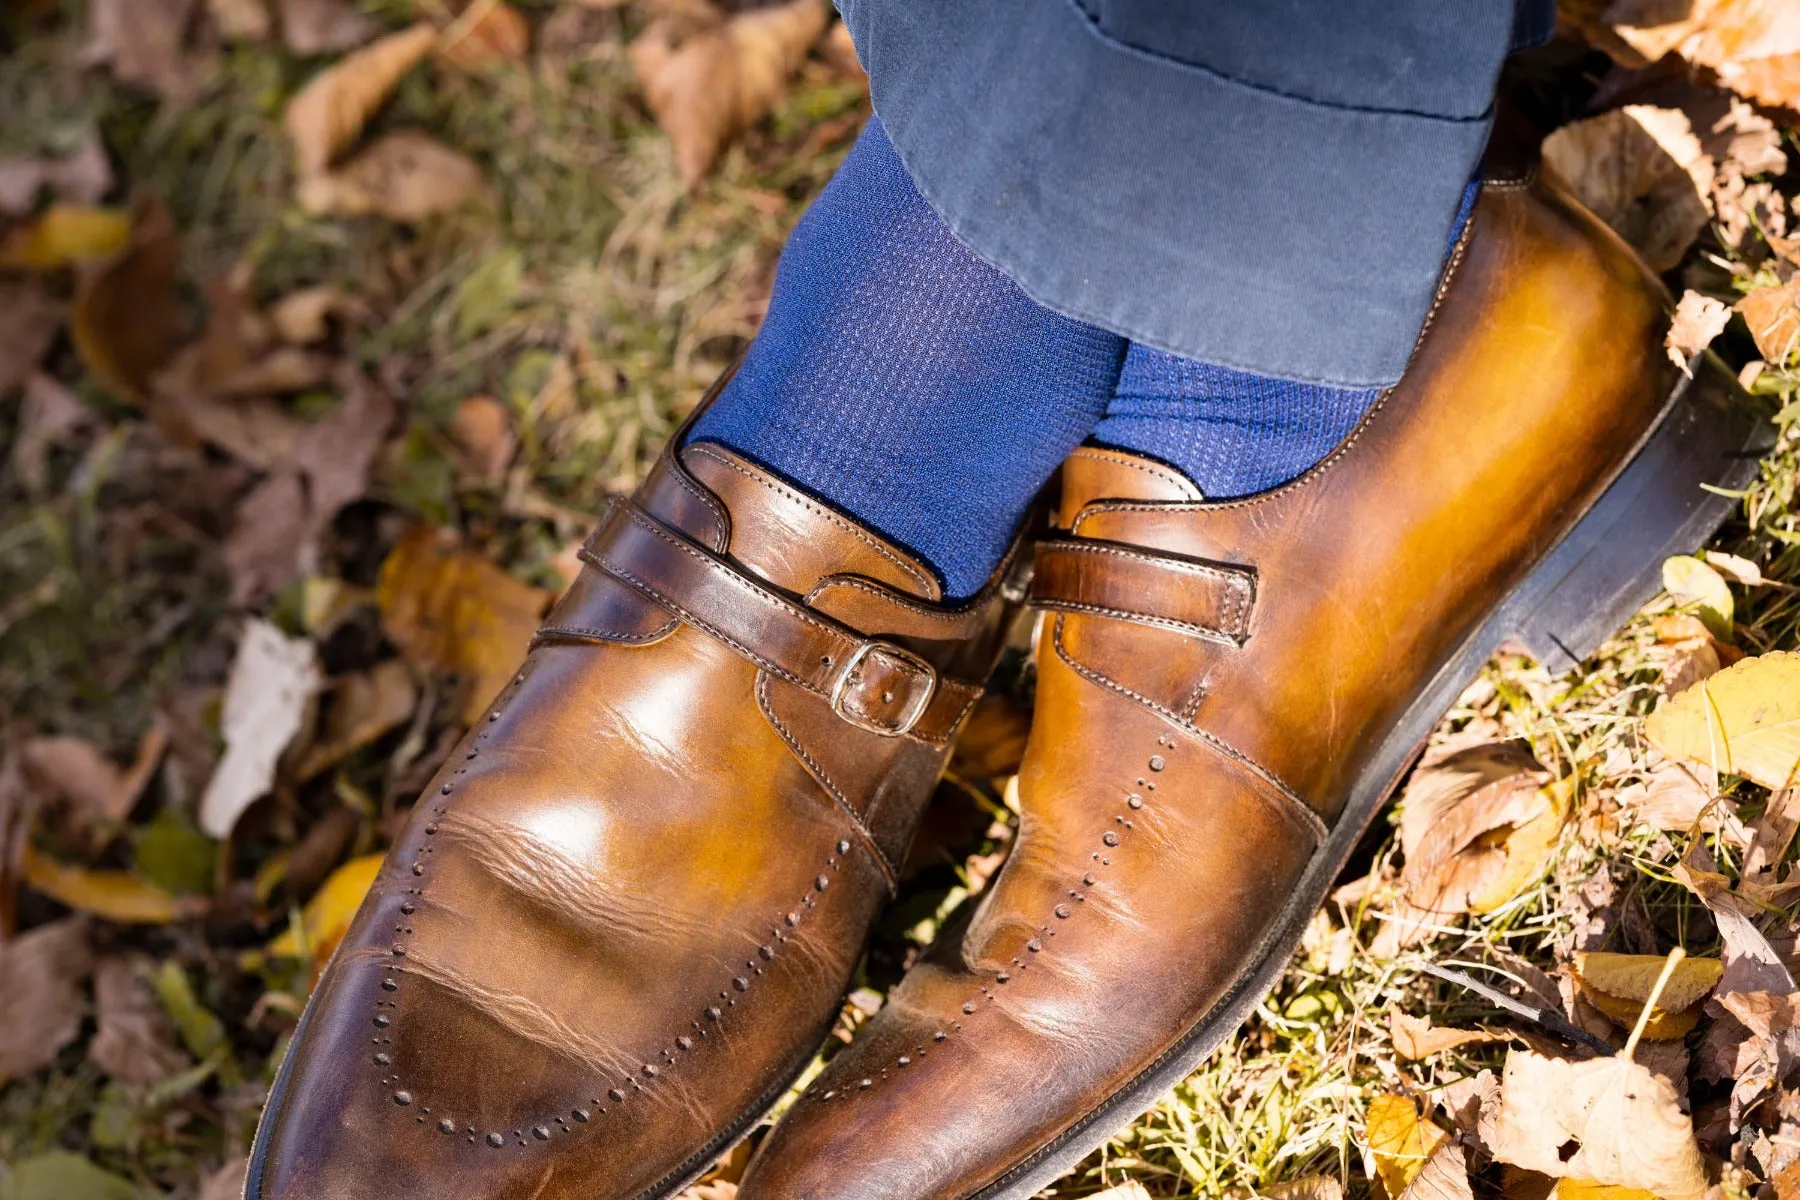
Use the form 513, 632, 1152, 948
968, 352, 1770, 1200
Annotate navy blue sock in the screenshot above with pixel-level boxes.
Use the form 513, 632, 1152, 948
1092, 181, 1482, 498
688, 118, 1126, 600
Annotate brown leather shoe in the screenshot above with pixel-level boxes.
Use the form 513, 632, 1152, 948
734, 173, 1767, 1200
243, 403, 1018, 1199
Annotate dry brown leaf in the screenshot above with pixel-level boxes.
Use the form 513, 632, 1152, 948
1541, 106, 1713, 272
1390, 1012, 1508, 1061
87, 0, 200, 102
1739, 278, 1800, 365
296, 129, 487, 221
0, 281, 68, 397
1705, 550, 1764, 587
206, 0, 270, 40
1399, 1142, 1474, 1200
0, 203, 130, 269
9, 373, 98, 495
22, 846, 195, 923
88, 954, 190, 1083
278, 0, 375, 54
299, 660, 417, 778
631, 0, 829, 188
448, 395, 517, 483
213, 347, 336, 397
1439, 1070, 1501, 1155
437, 0, 531, 70
1491, 1049, 1706, 1200
377, 526, 552, 723
0, 917, 91, 1082
21, 728, 166, 830
1258, 1178, 1346, 1200
0, 132, 113, 216
198, 1158, 250, 1200
197, 619, 322, 837
1368, 1094, 1451, 1197
1600, 0, 1800, 111
1666, 290, 1733, 370
283, 23, 437, 176
1616, 759, 1745, 845
1646, 651, 1800, 790
267, 284, 365, 345
71, 198, 185, 405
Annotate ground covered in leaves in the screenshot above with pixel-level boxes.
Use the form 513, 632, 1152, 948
2, 2, 1800, 1199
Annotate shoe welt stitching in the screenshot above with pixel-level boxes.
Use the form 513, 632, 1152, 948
371, 652, 856, 1153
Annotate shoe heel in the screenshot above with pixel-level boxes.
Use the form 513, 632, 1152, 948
1502, 352, 1772, 672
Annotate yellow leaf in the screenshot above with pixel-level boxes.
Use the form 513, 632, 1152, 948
1490, 1050, 1706, 1200
1549, 1182, 1659, 1200
0, 204, 131, 270
377, 526, 551, 723
22, 844, 190, 924
283, 23, 437, 176
630, 0, 829, 188
1389, 1012, 1508, 1061
267, 852, 383, 968
1645, 651, 1800, 790
1574, 952, 1723, 1012
295, 130, 486, 223
1367, 1093, 1450, 1198
1661, 555, 1734, 639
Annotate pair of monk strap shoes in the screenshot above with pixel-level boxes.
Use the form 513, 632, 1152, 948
246, 172, 1763, 1200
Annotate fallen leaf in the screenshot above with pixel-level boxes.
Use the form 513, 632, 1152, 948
1747, 784, 1800, 879
198, 1158, 249, 1200
21, 728, 167, 831
213, 346, 336, 397
1368, 1093, 1451, 1198
448, 395, 517, 483
1439, 1070, 1501, 1155
0, 133, 113, 216
1399, 1142, 1474, 1200
283, 23, 438, 176
1616, 759, 1748, 846
70, 198, 185, 405
0, 1153, 145, 1200
437, 0, 531, 69
1258, 1178, 1346, 1200
22, 846, 190, 923
205, 0, 270, 40
1662, 554, 1734, 638
1548, 1183, 1658, 1200
88, 955, 190, 1083
1646, 651, 1800, 790
296, 129, 487, 222
1597, 0, 1800, 111
266, 284, 365, 345
10, 374, 98, 495
299, 660, 417, 778
197, 619, 322, 837
1079, 1185, 1150, 1200
1390, 1012, 1509, 1060
0, 203, 130, 269
631, 0, 830, 187
86, 0, 200, 103
1666, 290, 1733, 371
1739, 278, 1800, 366
1397, 742, 1566, 924
1574, 951, 1724, 1039
1490, 1049, 1706, 1200
377, 526, 552, 723
0, 917, 91, 1082
1704, 550, 1764, 587
1541, 106, 1712, 272
266, 852, 382, 973
277, 0, 375, 54
0, 281, 68, 396
148, 960, 226, 1058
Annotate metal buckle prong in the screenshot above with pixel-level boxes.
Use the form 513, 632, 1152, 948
828, 640, 937, 737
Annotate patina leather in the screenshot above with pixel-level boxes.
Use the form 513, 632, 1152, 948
244, 414, 1017, 1200
737, 173, 1679, 1199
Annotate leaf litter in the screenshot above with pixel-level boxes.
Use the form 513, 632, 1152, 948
2, 2, 1800, 1197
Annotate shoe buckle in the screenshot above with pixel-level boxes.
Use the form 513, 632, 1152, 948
829, 640, 937, 737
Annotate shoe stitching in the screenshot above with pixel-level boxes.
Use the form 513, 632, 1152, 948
1064, 447, 1202, 499
532, 619, 678, 646
756, 672, 900, 892
373, 651, 857, 1153
686, 445, 935, 595
1053, 618, 1328, 846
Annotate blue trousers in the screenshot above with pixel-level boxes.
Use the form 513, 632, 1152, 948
838, 0, 1557, 389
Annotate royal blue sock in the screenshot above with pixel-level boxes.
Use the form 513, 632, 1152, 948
687, 118, 1126, 599
1092, 181, 1482, 498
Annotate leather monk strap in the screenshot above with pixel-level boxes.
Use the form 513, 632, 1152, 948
1030, 536, 1258, 646
576, 498, 981, 741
